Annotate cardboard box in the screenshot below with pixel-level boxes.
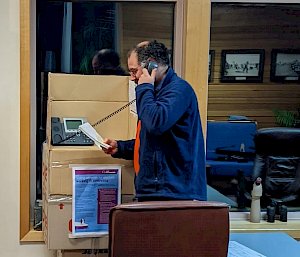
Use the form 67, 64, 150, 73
46, 101, 133, 144
48, 73, 129, 101
43, 200, 108, 250
58, 250, 108, 257
46, 73, 136, 146
42, 143, 135, 196
43, 73, 137, 196
43, 74, 137, 250
43, 195, 135, 250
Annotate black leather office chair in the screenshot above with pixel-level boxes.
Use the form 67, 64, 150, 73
252, 127, 300, 207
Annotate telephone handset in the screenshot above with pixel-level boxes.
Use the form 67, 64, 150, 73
141, 60, 158, 74
51, 117, 94, 146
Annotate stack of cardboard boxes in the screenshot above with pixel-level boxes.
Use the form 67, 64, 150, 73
42, 73, 137, 252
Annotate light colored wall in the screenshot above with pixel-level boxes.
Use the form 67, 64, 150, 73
0, 1, 53, 256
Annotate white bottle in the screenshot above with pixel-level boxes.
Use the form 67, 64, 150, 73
250, 177, 262, 223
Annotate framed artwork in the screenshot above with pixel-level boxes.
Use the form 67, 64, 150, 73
220, 49, 265, 83
208, 50, 215, 82
270, 49, 300, 82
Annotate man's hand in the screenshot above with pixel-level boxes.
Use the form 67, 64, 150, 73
138, 68, 157, 85
103, 138, 118, 155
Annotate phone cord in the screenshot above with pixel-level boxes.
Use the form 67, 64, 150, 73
92, 99, 136, 128
57, 99, 136, 144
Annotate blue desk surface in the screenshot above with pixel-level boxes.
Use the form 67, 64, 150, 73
230, 233, 300, 257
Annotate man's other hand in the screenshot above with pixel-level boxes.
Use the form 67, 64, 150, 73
103, 138, 118, 155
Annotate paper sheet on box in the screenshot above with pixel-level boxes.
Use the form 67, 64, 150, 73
228, 241, 266, 257
79, 122, 110, 149
128, 80, 137, 116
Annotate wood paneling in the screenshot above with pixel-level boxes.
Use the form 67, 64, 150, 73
119, 2, 174, 69
20, 0, 31, 240
231, 220, 300, 240
208, 4, 300, 128
184, 0, 211, 134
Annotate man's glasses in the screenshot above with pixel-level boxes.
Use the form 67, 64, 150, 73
128, 68, 139, 76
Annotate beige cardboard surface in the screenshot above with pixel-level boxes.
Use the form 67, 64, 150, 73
44, 200, 108, 250
45, 74, 137, 196
44, 194, 134, 250
44, 74, 137, 250
58, 250, 108, 257
42, 195, 48, 244
42, 142, 50, 200
43, 146, 135, 196
48, 73, 129, 101
46, 101, 133, 145
128, 113, 138, 139
46, 73, 136, 146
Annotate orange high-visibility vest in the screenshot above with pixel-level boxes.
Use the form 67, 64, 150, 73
133, 120, 141, 175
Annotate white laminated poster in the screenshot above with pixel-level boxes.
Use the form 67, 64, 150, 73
72, 165, 121, 237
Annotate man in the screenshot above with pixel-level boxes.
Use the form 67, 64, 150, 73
92, 49, 126, 75
103, 40, 207, 201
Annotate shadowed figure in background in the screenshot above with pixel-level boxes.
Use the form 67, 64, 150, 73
92, 49, 127, 75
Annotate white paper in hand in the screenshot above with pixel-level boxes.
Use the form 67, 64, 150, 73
78, 122, 110, 149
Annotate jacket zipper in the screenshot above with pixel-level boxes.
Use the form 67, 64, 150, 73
153, 151, 158, 191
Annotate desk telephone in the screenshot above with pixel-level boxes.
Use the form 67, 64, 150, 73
51, 99, 136, 146
51, 117, 94, 146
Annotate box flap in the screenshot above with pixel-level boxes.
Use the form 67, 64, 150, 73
48, 73, 129, 101
46, 147, 135, 195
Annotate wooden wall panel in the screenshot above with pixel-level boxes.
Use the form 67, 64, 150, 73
20, 0, 31, 240
208, 4, 300, 128
184, 0, 211, 134
119, 2, 174, 69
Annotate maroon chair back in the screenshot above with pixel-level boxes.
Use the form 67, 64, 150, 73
109, 200, 229, 257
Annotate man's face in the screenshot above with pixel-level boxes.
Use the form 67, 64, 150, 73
127, 51, 143, 84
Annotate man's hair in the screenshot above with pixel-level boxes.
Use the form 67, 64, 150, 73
128, 40, 170, 66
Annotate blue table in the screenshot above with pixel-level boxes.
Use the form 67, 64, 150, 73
230, 233, 300, 257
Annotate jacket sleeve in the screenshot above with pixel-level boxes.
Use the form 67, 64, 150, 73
112, 139, 135, 160
135, 80, 193, 135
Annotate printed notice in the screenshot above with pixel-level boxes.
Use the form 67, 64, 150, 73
228, 241, 266, 257
72, 165, 121, 237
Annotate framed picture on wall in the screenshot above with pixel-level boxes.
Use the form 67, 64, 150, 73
270, 49, 300, 82
220, 49, 265, 83
208, 50, 215, 82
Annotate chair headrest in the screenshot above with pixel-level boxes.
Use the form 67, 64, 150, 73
255, 127, 300, 155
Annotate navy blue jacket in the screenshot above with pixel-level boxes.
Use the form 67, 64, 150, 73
113, 68, 207, 200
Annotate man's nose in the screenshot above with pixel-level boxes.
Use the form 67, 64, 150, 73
129, 74, 136, 81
